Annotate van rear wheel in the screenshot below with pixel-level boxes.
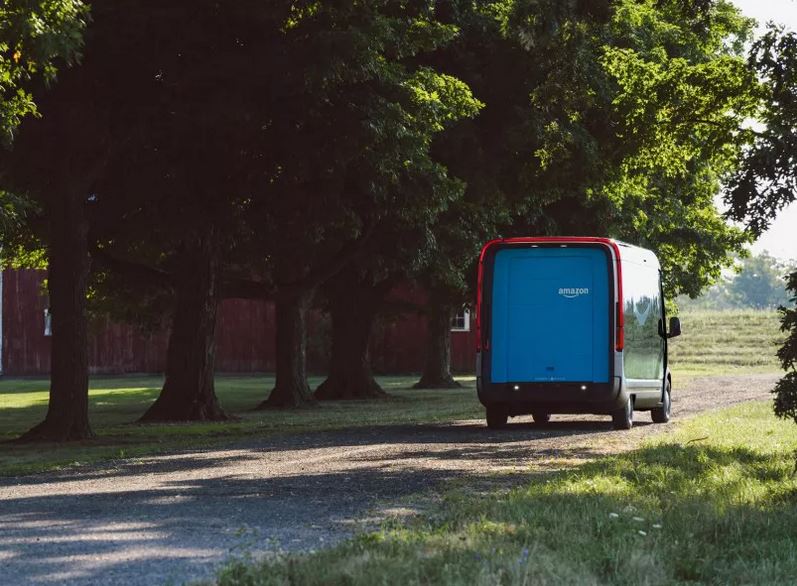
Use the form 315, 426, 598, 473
612, 397, 633, 430
651, 380, 672, 424
486, 406, 508, 429
532, 412, 550, 424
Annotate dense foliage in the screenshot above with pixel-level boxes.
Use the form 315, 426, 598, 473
718, 25, 797, 429
773, 273, 797, 425
0, 0, 86, 142
0, 0, 87, 244
726, 25, 797, 235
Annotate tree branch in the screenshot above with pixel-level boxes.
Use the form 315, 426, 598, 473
283, 221, 379, 296
92, 246, 275, 300
90, 246, 172, 286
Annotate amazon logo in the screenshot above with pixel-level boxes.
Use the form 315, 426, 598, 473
558, 287, 590, 299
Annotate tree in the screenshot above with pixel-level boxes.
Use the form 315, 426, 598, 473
313, 268, 393, 400
725, 26, 797, 236
240, 2, 480, 408
677, 251, 794, 310
722, 25, 797, 429
311, 199, 434, 400
409, 0, 757, 388
45, 1, 478, 412
728, 252, 793, 310
411, 0, 604, 388
4, 2, 233, 428
773, 273, 797, 427
5, 1, 276, 425
0, 0, 87, 143
0, 1, 93, 442
91, 2, 280, 422
588, 0, 756, 298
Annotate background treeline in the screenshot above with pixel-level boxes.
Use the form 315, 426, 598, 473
1, 0, 796, 442
679, 251, 797, 311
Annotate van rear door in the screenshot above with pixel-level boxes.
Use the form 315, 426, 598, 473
489, 246, 611, 384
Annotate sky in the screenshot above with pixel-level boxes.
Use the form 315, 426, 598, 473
731, 0, 797, 261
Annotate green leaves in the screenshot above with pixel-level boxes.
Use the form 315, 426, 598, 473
774, 272, 797, 425
406, 69, 483, 132
601, 5, 759, 180
587, 0, 762, 297
726, 25, 797, 237
0, 0, 88, 144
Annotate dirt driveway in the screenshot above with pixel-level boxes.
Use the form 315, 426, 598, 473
0, 373, 778, 586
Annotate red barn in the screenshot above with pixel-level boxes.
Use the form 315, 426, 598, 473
0, 268, 476, 377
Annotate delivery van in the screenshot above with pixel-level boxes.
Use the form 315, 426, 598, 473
475, 237, 681, 430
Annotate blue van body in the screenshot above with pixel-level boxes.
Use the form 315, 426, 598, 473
476, 237, 676, 429
490, 247, 610, 384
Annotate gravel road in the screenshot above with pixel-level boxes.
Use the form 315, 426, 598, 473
0, 373, 779, 586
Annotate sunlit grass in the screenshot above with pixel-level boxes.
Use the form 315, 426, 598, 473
212, 402, 797, 586
0, 375, 482, 476
669, 309, 783, 371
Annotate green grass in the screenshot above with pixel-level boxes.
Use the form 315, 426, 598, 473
212, 401, 797, 586
669, 309, 783, 375
0, 375, 482, 476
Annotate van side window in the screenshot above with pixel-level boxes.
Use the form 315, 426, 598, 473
623, 261, 664, 381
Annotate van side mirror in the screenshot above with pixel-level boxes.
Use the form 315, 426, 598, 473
668, 316, 681, 339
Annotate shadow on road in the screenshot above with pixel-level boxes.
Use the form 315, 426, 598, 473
0, 415, 654, 586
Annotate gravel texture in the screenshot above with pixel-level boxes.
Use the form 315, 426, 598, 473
0, 373, 779, 585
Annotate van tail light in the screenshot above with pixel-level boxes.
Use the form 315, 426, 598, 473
615, 254, 624, 351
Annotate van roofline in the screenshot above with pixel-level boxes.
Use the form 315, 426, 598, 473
477, 236, 643, 261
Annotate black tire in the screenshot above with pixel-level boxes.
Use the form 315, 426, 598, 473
486, 406, 508, 429
532, 412, 550, 424
612, 396, 633, 430
651, 380, 672, 424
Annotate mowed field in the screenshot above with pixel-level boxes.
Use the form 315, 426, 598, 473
0, 309, 785, 476
668, 309, 783, 375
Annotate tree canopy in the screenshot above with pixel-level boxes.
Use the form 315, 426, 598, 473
679, 251, 796, 311
0, 0, 86, 142
0, 0, 87, 243
719, 24, 797, 431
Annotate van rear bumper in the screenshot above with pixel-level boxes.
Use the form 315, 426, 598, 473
477, 376, 626, 415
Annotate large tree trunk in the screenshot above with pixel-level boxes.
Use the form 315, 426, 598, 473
17, 194, 94, 442
140, 236, 227, 422
413, 297, 461, 389
314, 277, 387, 401
258, 289, 316, 408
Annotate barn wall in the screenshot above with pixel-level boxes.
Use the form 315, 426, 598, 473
1, 269, 51, 375
1, 269, 476, 376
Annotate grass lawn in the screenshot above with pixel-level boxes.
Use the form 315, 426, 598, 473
0, 375, 482, 476
212, 401, 797, 586
668, 309, 783, 374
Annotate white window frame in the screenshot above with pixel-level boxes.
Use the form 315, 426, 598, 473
450, 307, 471, 332
44, 308, 52, 337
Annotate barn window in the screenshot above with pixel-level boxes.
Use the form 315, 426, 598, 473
44, 308, 52, 337
450, 308, 470, 332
